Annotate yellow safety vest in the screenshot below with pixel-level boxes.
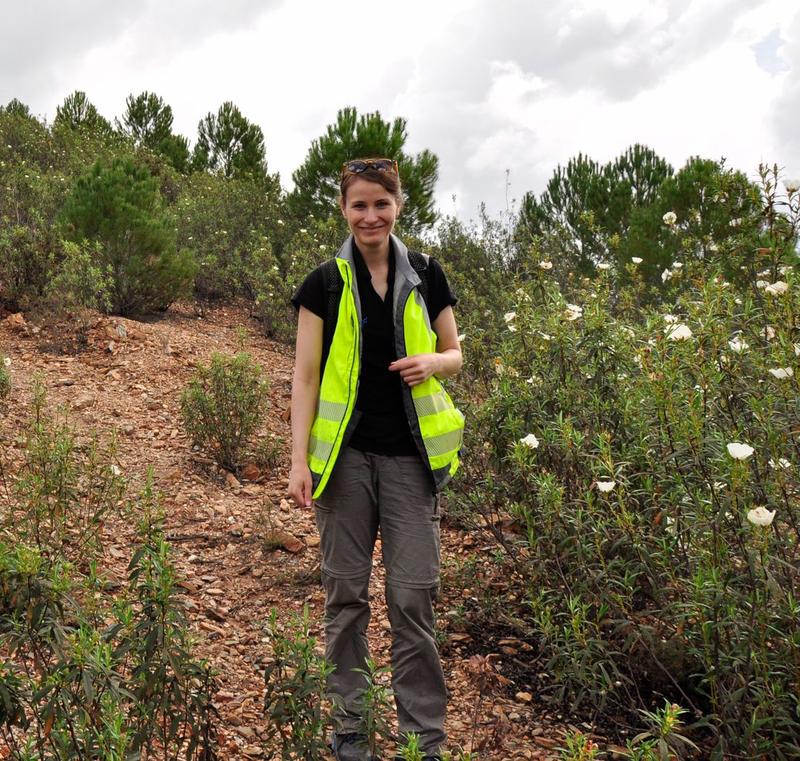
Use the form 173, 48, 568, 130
307, 235, 464, 499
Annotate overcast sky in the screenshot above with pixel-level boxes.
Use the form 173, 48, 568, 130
2, 0, 798, 221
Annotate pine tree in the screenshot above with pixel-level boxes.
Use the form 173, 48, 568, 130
192, 102, 267, 179
54, 91, 112, 134
289, 107, 439, 233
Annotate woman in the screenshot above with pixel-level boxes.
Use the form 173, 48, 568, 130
288, 157, 464, 761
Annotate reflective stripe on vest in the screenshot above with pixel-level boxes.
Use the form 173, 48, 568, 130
308, 258, 360, 498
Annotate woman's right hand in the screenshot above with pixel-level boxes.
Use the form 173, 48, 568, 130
288, 462, 313, 508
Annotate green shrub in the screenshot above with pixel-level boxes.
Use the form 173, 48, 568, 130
60, 156, 196, 315
0, 481, 219, 760
7, 381, 125, 560
263, 606, 336, 759
180, 352, 269, 472
174, 172, 285, 299
449, 172, 800, 756
0, 356, 10, 401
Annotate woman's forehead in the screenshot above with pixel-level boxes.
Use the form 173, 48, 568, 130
344, 177, 394, 201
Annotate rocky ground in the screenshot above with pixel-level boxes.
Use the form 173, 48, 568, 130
0, 302, 600, 760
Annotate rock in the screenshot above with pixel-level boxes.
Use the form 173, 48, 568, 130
6, 313, 25, 331
225, 472, 241, 490
264, 530, 304, 554
72, 394, 95, 411
515, 691, 533, 703
306, 534, 320, 547
241, 462, 260, 481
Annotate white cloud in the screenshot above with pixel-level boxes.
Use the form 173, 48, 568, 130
2, 0, 797, 221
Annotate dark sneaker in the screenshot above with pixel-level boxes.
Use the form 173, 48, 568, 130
330, 732, 376, 761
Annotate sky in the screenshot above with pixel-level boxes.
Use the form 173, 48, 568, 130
2, 0, 798, 222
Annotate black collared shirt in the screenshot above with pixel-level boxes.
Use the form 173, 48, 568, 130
292, 242, 457, 455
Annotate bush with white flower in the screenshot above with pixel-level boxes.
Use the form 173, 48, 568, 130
449, 167, 800, 756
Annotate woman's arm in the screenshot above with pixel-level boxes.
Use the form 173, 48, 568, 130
288, 306, 323, 507
388, 305, 463, 386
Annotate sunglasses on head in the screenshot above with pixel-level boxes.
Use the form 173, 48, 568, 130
341, 158, 399, 176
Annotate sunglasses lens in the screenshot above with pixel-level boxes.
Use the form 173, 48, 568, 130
342, 159, 397, 176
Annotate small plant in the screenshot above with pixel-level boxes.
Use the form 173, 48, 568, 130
9, 380, 125, 559
632, 702, 698, 760
180, 351, 269, 472
263, 606, 336, 760
397, 732, 424, 761
352, 658, 394, 759
0, 355, 10, 400
559, 731, 602, 761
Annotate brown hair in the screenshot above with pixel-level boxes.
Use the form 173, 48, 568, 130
339, 159, 404, 211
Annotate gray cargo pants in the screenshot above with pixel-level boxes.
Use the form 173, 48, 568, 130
314, 446, 447, 755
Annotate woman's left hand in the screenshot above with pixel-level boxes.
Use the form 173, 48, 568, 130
389, 353, 441, 387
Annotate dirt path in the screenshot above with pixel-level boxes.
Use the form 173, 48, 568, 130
1, 303, 573, 760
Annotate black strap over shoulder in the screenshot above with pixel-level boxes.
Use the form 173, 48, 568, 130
407, 250, 430, 306
320, 251, 431, 373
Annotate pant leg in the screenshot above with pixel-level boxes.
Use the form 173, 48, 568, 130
315, 447, 379, 731
377, 454, 447, 756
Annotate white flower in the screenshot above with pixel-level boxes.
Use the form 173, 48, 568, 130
508, 324, 517, 332
761, 326, 776, 340
663, 313, 678, 324
727, 442, 754, 460
631, 257, 643, 264
779, 265, 793, 275
728, 336, 749, 353
504, 311, 517, 323
783, 178, 800, 193
525, 376, 534, 384
519, 433, 540, 449
794, 343, 800, 357
299, 228, 307, 234
597, 262, 611, 271
2, 357, 9, 367
110, 464, 122, 476
768, 367, 794, 379
494, 358, 504, 375
662, 211, 677, 226
666, 323, 692, 341
729, 218, 742, 228
596, 480, 616, 493
747, 507, 775, 527
563, 304, 583, 321
277, 219, 284, 225
661, 268, 673, 283
539, 261, 553, 270
320, 244, 327, 251
538, 331, 552, 341
671, 261, 683, 269
707, 242, 719, 253
756, 280, 769, 289
456, 333, 465, 342
765, 281, 789, 296
768, 457, 791, 470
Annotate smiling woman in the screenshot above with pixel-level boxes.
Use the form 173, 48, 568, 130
287, 158, 464, 760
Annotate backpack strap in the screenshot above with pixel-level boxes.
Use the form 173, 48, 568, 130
407, 250, 430, 308
321, 258, 342, 374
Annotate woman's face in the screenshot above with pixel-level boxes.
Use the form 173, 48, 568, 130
340, 177, 399, 251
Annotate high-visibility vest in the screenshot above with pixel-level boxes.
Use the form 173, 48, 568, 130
307, 234, 464, 499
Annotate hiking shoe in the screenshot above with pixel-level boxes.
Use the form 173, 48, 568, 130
330, 732, 375, 761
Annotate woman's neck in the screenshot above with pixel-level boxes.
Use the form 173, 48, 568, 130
356, 238, 391, 265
